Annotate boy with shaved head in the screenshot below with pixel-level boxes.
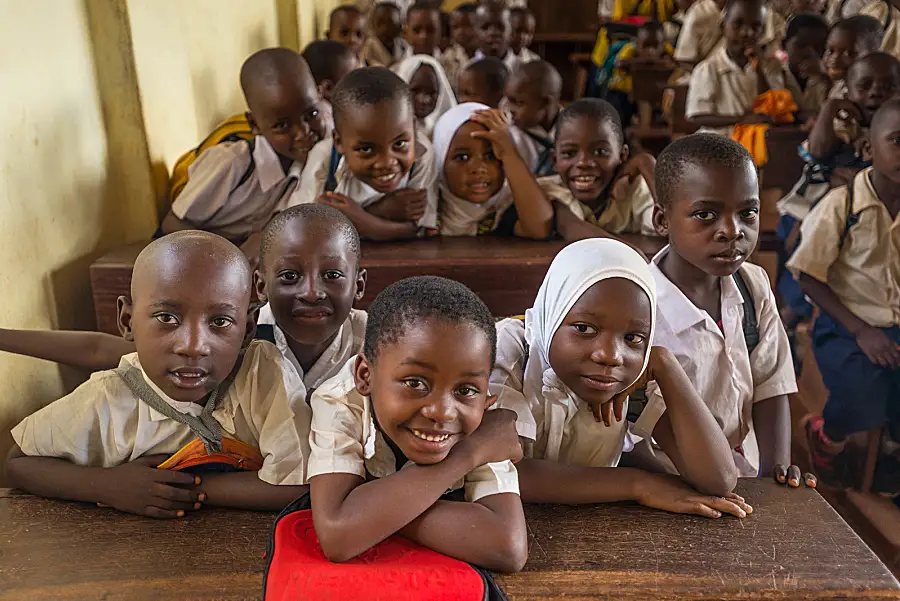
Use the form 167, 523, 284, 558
7, 232, 311, 517
161, 48, 327, 246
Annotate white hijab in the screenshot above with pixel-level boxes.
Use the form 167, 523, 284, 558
524, 238, 657, 464
432, 102, 514, 236
393, 54, 457, 139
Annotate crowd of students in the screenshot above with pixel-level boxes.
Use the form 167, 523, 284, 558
0, 0, 898, 577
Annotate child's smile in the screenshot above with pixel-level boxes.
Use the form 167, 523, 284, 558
444, 120, 504, 203
554, 117, 625, 207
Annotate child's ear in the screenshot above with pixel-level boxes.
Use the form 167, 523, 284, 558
354, 268, 368, 303
652, 202, 669, 237
859, 137, 872, 160
254, 269, 269, 304
319, 80, 335, 103
353, 353, 373, 396
333, 129, 344, 155
246, 111, 260, 136
242, 307, 258, 349
116, 296, 135, 342
484, 393, 499, 410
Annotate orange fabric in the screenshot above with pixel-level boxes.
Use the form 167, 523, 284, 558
731, 89, 798, 167
157, 437, 264, 472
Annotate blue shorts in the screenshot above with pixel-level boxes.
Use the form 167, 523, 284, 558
776, 215, 813, 320
812, 314, 900, 438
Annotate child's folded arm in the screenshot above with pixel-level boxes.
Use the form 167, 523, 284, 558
752, 395, 792, 477
192, 471, 308, 511
807, 98, 861, 160
554, 201, 620, 242
0, 329, 133, 371
317, 192, 419, 241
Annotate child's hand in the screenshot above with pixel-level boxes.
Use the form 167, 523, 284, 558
634, 472, 753, 519
772, 464, 817, 488
367, 188, 427, 222
596, 346, 672, 426
826, 98, 863, 122
469, 109, 518, 162
240, 231, 262, 272
455, 408, 523, 467
98, 456, 204, 519
619, 152, 655, 183
741, 113, 772, 125
317, 192, 365, 219
798, 58, 826, 80
856, 326, 900, 368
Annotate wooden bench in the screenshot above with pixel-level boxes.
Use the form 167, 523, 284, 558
1, 481, 897, 601
89, 236, 669, 335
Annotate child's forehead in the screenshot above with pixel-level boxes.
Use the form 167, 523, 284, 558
135, 258, 249, 309
557, 115, 617, 143
339, 98, 414, 138
450, 120, 489, 144
248, 77, 317, 115
335, 10, 363, 26
724, 1, 765, 21
408, 8, 439, 23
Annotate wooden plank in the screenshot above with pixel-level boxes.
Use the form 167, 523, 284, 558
1, 480, 896, 601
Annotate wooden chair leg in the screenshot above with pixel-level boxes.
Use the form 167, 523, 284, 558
859, 427, 883, 493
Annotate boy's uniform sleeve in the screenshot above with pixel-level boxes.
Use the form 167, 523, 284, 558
673, 10, 702, 62
786, 186, 846, 284
742, 265, 798, 402
170, 143, 249, 224
490, 318, 537, 441
464, 460, 520, 502
620, 174, 656, 235
307, 360, 369, 480
287, 138, 331, 208
410, 136, 439, 231
686, 61, 717, 118
235, 343, 312, 485
11, 371, 137, 467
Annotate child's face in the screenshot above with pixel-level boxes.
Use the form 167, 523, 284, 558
510, 12, 536, 54
373, 6, 402, 45
119, 253, 251, 404
654, 162, 761, 278
722, 2, 766, 55
785, 29, 827, 74
791, 0, 826, 13
334, 98, 416, 195
477, 5, 512, 58
547, 278, 651, 407
847, 57, 900, 123
869, 105, 900, 185
321, 54, 361, 103
329, 11, 367, 58
553, 116, 627, 205
407, 8, 441, 56
824, 28, 857, 81
444, 121, 505, 203
256, 221, 364, 357
458, 69, 503, 108
452, 11, 479, 54
354, 319, 495, 466
409, 65, 440, 119
636, 29, 666, 56
504, 75, 548, 129
248, 74, 328, 164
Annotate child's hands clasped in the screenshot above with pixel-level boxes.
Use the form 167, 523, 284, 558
367, 188, 428, 222
469, 109, 519, 162
856, 325, 900, 368
98, 456, 204, 519
317, 192, 367, 219
634, 472, 753, 519
455, 408, 523, 467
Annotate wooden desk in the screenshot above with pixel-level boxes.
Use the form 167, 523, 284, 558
89, 236, 668, 335
1, 481, 897, 601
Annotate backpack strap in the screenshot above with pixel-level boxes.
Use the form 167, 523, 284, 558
885, 0, 894, 29
255, 323, 277, 344
325, 145, 342, 193
732, 269, 760, 356
231, 138, 257, 194
838, 177, 860, 250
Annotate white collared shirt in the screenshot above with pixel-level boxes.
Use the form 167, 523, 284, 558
474, 49, 522, 76
686, 44, 786, 137
861, 0, 900, 57
673, 0, 723, 63
307, 359, 520, 502
289, 135, 438, 231
647, 248, 797, 476
171, 135, 302, 241
256, 305, 367, 397
788, 168, 900, 328
12, 341, 312, 485
538, 173, 656, 236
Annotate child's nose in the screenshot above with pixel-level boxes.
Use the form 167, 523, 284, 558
589, 334, 624, 366
421, 393, 458, 423
296, 276, 326, 302
174, 323, 211, 358
716, 215, 744, 240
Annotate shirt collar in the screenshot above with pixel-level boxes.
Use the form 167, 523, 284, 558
712, 44, 747, 75
254, 135, 298, 193
855, 168, 895, 215
130, 355, 207, 422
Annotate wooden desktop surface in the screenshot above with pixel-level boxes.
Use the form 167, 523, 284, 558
1, 480, 897, 601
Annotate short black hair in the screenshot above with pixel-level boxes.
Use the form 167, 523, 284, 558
363, 276, 497, 365
723, 0, 765, 20
847, 51, 900, 85
260, 204, 361, 268
832, 15, 884, 55
511, 60, 563, 99
454, 2, 478, 15
638, 20, 665, 35
408, 1, 440, 20
302, 40, 355, 85
870, 96, 900, 132
239, 47, 314, 109
556, 98, 625, 147
463, 57, 510, 94
329, 4, 363, 29
510, 6, 535, 19
785, 13, 829, 44
655, 133, 755, 207
331, 67, 411, 132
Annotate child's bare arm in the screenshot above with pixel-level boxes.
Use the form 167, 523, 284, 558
317, 192, 419, 241
471, 109, 554, 239
0, 329, 133, 371
689, 113, 768, 128
6, 446, 202, 519
516, 460, 750, 517
192, 471, 308, 511
799, 273, 900, 367
555, 203, 649, 260
753, 395, 815, 487
621, 153, 658, 202
807, 99, 863, 160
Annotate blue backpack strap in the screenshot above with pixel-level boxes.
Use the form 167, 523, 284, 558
324, 145, 341, 193
838, 178, 859, 251
255, 323, 277, 344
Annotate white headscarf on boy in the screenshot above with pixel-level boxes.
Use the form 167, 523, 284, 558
432, 102, 514, 236
393, 54, 457, 139
523, 238, 657, 465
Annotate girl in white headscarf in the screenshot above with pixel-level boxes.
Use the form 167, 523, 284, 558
393, 54, 457, 139
492, 238, 753, 517
432, 102, 554, 237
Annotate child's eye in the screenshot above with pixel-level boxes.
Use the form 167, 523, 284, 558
394, 140, 410, 151
572, 323, 598, 335
210, 316, 234, 328
741, 208, 759, 220
323, 270, 344, 280
403, 378, 428, 391
305, 109, 320, 122
625, 333, 647, 345
272, 122, 290, 132
452, 151, 470, 162
279, 270, 300, 283
154, 313, 179, 325
693, 210, 717, 222
593, 148, 611, 157
560, 149, 576, 159
457, 385, 480, 397
356, 146, 375, 156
